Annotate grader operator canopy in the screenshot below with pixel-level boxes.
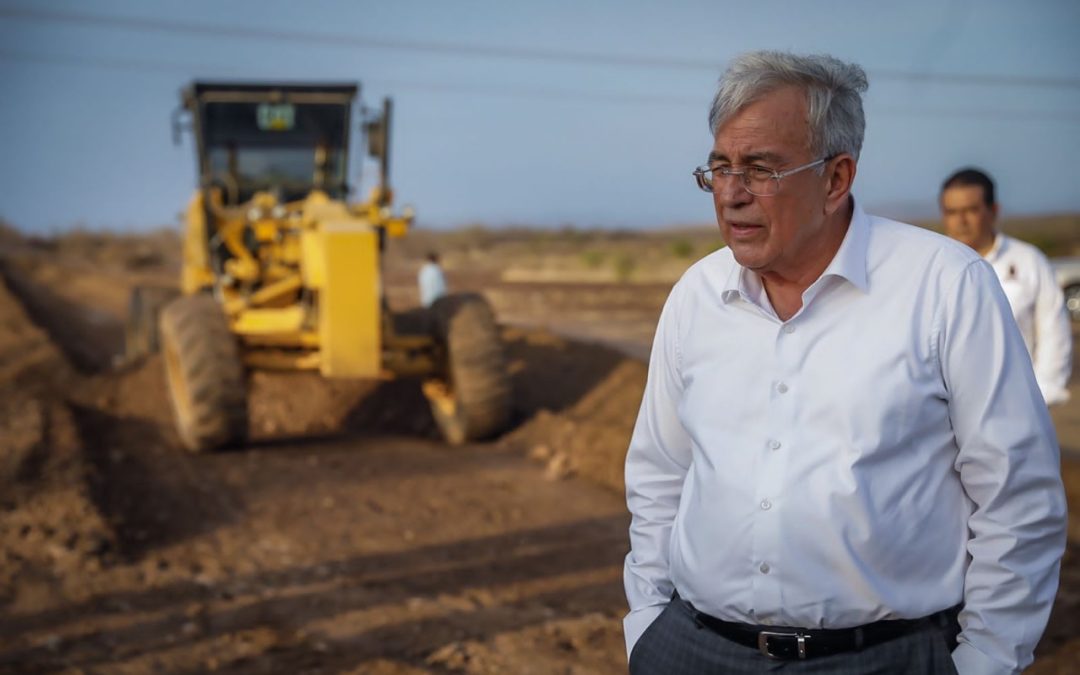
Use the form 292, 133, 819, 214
181, 83, 363, 204
133, 80, 510, 454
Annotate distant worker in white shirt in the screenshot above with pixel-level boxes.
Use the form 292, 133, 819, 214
624, 51, 1066, 675
418, 252, 448, 308
941, 167, 1072, 405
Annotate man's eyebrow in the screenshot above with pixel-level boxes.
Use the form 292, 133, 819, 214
743, 151, 784, 165
707, 150, 784, 165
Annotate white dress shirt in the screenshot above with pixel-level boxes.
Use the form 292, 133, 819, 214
624, 201, 1067, 675
983, 234, 1072, 405
418, 261, 447, 307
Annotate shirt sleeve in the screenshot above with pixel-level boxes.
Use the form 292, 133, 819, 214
622, 279, 693, 659
1030, 254, 1072, 405
937, 259, 1068, 674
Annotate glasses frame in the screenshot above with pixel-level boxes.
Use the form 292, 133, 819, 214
693, 156, 832, 197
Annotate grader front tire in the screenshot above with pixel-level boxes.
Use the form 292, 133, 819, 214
428, 294, 512, 445
124, 285, 180, 360
159, 295, 248, 453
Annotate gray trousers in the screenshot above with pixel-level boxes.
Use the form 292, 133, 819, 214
629, 595, 959, 675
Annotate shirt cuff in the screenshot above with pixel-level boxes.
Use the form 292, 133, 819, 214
952, 641, 1018, 675
623, 604, 667, 660
1043, 387, 1071, 406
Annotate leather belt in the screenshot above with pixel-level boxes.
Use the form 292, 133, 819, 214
678, 594, 960, 660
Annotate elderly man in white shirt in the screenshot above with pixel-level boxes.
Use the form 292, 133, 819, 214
624, 51, 1066, 675
940, 167, 1072, 405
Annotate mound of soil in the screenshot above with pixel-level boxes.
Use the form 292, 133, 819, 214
0, 269, 116, 613
502, 341, 646, 493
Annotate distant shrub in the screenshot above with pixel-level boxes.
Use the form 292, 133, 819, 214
614, 253, 637, 282
0, 218, 21, 245
559, 224, 591, 244
526, 234, 551, 254
125, 248, 165, 270
453, 223, 493, 250
581, 250, 606, 268
669, 239, 694, 258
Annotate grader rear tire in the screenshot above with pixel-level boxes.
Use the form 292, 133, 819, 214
159, 295, 248, 453
428, 294, 511, 445
124, 285, 180, 360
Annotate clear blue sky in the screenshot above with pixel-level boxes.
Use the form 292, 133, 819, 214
1, 0, 1079, 233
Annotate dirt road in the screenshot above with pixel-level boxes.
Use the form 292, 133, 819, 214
0, 231, 1077, 673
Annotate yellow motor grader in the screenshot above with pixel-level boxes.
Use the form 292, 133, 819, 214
127, 81, 511, 451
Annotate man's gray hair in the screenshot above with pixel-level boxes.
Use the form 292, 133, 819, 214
708, 51, 869, 161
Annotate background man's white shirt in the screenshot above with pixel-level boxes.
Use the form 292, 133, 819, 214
418, 261, 447, 307
983, 234, 1072, 405
623, 203, 1067, 675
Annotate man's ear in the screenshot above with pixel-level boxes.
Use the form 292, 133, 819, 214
824, 154, 856, 216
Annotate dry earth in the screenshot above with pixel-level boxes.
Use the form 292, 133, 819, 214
0, 227, 1077, 673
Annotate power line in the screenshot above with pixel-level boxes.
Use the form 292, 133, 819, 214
3, 5, 1080, 91
0, 49, 704, 107
0, 47, 224, 75
877, 105, 1080, 123
0, 6, 721, 71
3, 48, 1079, 123
871, 69, 1080, 91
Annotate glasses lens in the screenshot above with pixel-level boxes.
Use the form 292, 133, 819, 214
744, 167, 779, 196
694, 168, 714, 193
695, 166, 781, 196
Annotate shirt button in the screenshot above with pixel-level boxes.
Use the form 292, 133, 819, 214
760, 562, 771, 574
760, 499, 772, 510
783, 325, 795, 334
769, 439, 781, 450
777, 382, 789, 394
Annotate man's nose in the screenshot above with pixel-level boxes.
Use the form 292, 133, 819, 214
715, 175, 752, 207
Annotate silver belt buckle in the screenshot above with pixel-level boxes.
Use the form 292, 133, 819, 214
757, 630, 810, 659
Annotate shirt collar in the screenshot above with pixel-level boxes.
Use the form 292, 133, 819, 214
818, 198, 870, 292
983, 233, 1006, 262
719, 197, 870, 304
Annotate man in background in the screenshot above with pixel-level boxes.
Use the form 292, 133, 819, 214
418, 252, 447, 308
941, 167, 1072, 405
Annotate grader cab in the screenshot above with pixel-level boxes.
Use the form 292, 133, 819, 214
127, 81, 511, 451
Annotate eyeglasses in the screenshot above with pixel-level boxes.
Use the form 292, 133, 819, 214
692, 157, 830, 197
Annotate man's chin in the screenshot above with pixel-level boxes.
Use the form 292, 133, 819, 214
946, 233, 977, 248
730, 247, 765, 271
